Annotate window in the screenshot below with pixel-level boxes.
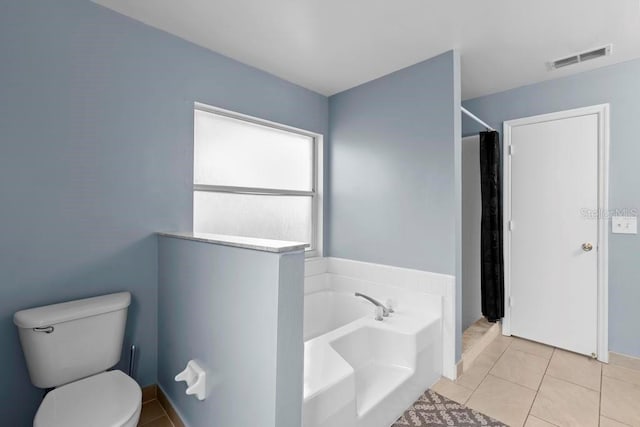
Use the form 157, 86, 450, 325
193, 103, 323, 256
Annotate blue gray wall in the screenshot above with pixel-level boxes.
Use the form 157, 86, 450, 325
463, 58, 640, 358
328, 51, 463, 357
0, 0, 327, 424
158, 237, 304, 427
461, 136, 483, 331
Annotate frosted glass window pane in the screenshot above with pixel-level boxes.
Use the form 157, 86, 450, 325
194, 191, 312, 244
194, 110, 313, 191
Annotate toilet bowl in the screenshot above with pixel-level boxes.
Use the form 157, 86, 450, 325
34, 370, 141, 427
13, 292, 141, 426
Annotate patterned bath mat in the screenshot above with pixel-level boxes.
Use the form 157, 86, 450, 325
393, 389, 509, 426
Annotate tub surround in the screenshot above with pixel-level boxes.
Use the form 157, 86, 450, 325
304, 296, 442, 427
157, 234, 305, 427
303, 257, 455, 427
306, 257, 457, 379
158, 231, 309, 253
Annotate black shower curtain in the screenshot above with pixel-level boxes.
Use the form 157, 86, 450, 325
479, 131, 504, 322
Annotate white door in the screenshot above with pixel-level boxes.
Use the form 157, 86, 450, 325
507, 111, 602, 357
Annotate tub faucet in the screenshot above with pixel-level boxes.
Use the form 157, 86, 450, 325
355, 292, 390, 320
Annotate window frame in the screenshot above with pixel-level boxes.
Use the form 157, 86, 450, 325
193, 102, 323, 257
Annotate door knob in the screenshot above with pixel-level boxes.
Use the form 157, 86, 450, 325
582, 243, 593, 252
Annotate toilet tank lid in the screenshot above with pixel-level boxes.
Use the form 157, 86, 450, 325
14, 292, 131, 329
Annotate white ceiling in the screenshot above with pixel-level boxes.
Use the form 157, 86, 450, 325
93, 0, 640, 99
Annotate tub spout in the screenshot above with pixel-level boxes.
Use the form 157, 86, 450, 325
354, 292, 390, 319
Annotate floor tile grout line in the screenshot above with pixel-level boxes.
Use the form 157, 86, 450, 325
504, 346, 553, 362
140, 418, 171, 427
523, 347, 555, 427
463, 336, 513, 406
527, 415, 561, 427
140, 416, 169, 427
508, 345, 554, 360
140, 417, 173, 427
483, 345, 551, 392
601, 372, 640, 387
489, 346, 552, 392
601, 370, 640, 386
595, 369, 637, 427
466, 337, 546, 427
543, 372, 602, 393
488, 372, 546, 393
464, 334, 638, 427
598, 363, 603, 427
141, 418, 165, 427
600, 415, 634, 427
463, 336, 574, 426
139, 399, 170, 427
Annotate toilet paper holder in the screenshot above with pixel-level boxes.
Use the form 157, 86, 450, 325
175, 360, 206, 400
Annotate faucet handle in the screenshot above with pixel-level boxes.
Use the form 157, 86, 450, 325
386, 299, 395, 314
374, 306, 384, 321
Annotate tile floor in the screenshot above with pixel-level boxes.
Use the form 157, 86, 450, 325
138, 399, 175, 427
433, 335, 640, 427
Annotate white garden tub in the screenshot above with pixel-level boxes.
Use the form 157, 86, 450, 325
303, 270, 444, 427
303, 290, 371, 341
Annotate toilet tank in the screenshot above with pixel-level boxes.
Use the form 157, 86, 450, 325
13, 292, 131, 389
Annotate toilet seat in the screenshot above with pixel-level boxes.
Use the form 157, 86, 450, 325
34, 370, 142, 427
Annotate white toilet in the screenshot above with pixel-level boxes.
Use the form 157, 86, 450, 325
14, 292, 142, 427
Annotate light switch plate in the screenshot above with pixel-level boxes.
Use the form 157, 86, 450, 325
612, 216, 637, 234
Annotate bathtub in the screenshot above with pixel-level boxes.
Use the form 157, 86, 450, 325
303, 259, 447, 427
304, 290, 372, 341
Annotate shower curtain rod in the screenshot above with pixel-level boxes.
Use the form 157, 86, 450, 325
461, 106, 496, 131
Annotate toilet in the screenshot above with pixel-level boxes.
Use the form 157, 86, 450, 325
13, 292, 142, 427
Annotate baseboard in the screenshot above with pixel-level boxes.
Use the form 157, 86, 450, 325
157, 385, 187, 427
609, 351, 640, 371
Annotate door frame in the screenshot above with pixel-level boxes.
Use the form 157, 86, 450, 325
502, 104, 610, 362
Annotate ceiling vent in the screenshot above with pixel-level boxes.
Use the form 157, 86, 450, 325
549, 45, 612, 70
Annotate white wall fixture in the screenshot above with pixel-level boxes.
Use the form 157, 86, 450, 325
612, 216, 637, 234
175, 360, 207, 401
